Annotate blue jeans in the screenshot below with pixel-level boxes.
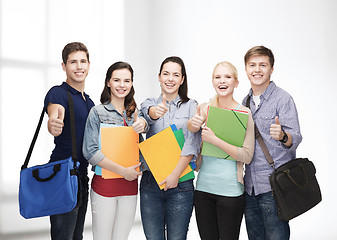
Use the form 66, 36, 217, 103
140, 171, 194, 240
244, 191, 290, 240
50, 175, 89, 240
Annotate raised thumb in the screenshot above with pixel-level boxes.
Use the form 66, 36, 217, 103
162, 95, 167, 106
57, 108, 63, 120
133, 110, 138, 122
196, 105, 201, 116
275, 116, 280, 125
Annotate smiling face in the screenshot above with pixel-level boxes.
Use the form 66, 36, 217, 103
108, 68, 133, 100
158, 61, 184, 100
245, 55, 274, 93
62, 51, 90, 86
212, 63, 238, 98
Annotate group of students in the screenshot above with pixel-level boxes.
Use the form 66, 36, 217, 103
44, 42, 302, 240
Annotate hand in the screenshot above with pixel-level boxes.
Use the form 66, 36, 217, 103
122, 163, 142, 181
270, 116, 284, 140
201, 126, 216, 143
159, 172, 179, 191
190, 105, 205, 130
48, 108, 64, 137
132, 110, 146, 133
154, 95, 168, 119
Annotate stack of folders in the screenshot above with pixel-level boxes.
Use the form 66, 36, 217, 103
201, 106, 248, 160
139, 124, 194, 189
95, 124, 140, 179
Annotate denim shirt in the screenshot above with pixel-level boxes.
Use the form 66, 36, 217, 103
82, 102, 148, 167
243, 81, 302, 195
140, 95, 201, 171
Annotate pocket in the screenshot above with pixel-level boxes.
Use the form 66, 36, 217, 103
98, 114, 122, 125
256, 111, 276, 132
177, 179, 194, 192
173, 113, 189, 130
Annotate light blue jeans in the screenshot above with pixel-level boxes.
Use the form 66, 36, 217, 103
140, 171, 194, 240
244, 191, 290, 240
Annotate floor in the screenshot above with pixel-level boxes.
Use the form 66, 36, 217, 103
0, 216, 203, 240
0, 221, 145, 240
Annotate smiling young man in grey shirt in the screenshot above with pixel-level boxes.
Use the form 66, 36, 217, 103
243, 46, 302, 240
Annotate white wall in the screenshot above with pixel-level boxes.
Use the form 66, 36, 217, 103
124, 0, 337, 239
1, 0, 336, 239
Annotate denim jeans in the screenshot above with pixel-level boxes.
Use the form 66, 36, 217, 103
244, 191, 290, 240
140, 171, 194, 240
50, 175, 89, 240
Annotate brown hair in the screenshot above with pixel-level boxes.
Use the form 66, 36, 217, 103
62, 42, 89, 64
244, 45, 275, 67
100, 61, 136, 118
159, 56, 190, 107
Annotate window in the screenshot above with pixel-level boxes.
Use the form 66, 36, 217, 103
0, 0, 124, 195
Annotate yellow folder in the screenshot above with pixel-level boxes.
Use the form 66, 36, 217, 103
138, 126, 192, 189
100, 126, 139, 179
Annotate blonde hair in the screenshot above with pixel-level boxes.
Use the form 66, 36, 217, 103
209, 61, 238, 107
212, 61, 238, 82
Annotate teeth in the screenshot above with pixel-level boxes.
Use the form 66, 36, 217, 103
219, 86, 228, 89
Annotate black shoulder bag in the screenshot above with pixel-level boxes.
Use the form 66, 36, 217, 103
246, 96, 322, 221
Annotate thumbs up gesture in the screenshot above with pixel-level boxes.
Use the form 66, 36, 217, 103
191, 105, 205, 130
270, 116, 284, 141
154, 95, 169, 119
132, 110, 146, 134
48, 106, 64, 137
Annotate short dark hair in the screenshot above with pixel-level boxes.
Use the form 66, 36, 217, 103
159, 56, 189, 106
62, 42, 89, 64
244, 45, 275, 68
100, 61, 136, 118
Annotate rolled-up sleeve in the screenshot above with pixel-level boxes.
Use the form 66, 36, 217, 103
181, 100, 201, 159
279, 96, 302, 152
140, 98, 158, 126
82, 108, 105, 166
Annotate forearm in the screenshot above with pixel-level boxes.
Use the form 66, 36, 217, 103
282, 131, 293, 148
209, 136, 239, 160
170, 155, 193, 178
97, 157, 125, 176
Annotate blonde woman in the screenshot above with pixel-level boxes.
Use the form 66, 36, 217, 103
188, 61, 255, 240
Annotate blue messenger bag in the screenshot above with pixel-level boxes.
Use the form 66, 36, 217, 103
19, 91, 79, 219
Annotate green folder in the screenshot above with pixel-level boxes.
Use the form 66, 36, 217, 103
173, 128, 195, 182
201, 106, 248, 160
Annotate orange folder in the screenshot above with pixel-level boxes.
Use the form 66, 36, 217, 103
138, 126, 191, 189
100, 126, 139, 179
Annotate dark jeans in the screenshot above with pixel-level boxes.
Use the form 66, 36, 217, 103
244, 191, 290, 240
194, 190, 245, 240
50, 175, 89, 240
140, 171, 194, 240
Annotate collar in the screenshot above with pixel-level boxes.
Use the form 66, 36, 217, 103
61, 82, 88, 98
249, 81, 276, 101
103, 102, 118, 112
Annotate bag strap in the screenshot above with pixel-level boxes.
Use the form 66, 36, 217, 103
21, 90, 77, 170
246, 95, 275, 169
67, 91, 77, 169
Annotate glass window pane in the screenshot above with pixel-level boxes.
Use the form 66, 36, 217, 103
1, 0, 46, 62
0, 67, 53, 191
